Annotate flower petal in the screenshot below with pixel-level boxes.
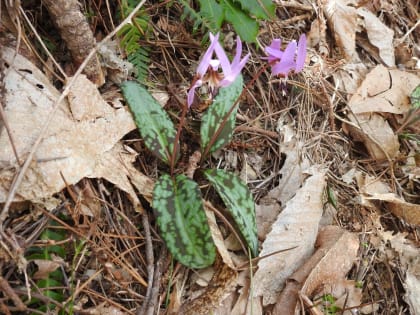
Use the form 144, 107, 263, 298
271, 41, 297, 76
295, 34, 307, 73
196, 33, 219, 77
219, 52, 250, 87
213, 40, 231, 75
187, 80, 202, 108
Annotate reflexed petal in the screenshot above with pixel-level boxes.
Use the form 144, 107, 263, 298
219, 53, 250, 87
295, 34, 307, 73
265, 39, 283, 61
196, 33, 219, 77
231, 36, 243, 67
213, 40, 231, 75
187, 80, 202, 108
271, 41, 297, 76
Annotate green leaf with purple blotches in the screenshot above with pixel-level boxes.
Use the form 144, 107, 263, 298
121, 81, 179, 165
153, 174, 216, 268
200, 75, 243, 156
204, 169, 258, 256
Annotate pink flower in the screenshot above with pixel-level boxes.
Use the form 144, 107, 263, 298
187, 33, 249, 108
265, 34, 306, 77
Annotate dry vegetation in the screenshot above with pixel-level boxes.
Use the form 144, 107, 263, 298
0, 0, 419, 314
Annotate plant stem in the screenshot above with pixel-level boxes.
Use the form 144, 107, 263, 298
170, 102, 188, 176
201, 63, 271, 161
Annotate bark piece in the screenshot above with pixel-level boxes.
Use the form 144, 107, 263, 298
43, 0, 105, 86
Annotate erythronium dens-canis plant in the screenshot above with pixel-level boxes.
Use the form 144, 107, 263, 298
121, 32, 306, 268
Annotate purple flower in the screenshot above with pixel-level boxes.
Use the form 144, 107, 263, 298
265, 34, 306, 77
187, 33, 249, 108
187, 33, 220, 107
213, 35, 250, 87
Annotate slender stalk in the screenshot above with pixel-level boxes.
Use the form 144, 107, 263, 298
201, 63, 271, 161
170, 102, 188, 176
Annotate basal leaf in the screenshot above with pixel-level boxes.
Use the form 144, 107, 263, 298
232, 0, 275, 19
199, 0, 224, 31
153, 174, 216, 268
121, 81, 178, 164
220, 0, 259, 43
204, 169, 258, 256
200, 75, 243, 156
411, 84, 420, 109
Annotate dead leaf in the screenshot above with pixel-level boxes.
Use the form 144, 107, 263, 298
322, 0, 360, 62
33, 259, 62, 280
272, 226, 359, 314
81, 303, 126, 315
366, 193, 420, 226
349, 65, 420, 115
357, 8, 395, 67
180, 259, 238, 315
266, 140, 310, 206
376, 230, 420, 315
0, 47, 147, 209
253, 167, 327, 305
345, 65, 420, 160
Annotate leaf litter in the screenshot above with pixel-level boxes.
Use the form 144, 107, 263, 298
1, 0, 419, 314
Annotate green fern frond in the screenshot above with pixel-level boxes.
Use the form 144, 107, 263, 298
118, 0, 151, 81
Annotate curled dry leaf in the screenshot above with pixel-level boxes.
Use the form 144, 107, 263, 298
321, 0, 395, 66
253, 167, 327, 305
273, 226, 359, 314
346, 65, 420, 160
376, 230, 420, 315
180, 259, 238, 315
366, 193, 420, 226
33, 259, 62, 280
0, 47, 152, 210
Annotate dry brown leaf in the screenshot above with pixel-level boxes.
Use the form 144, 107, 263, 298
253, 167, 327, 305
33, 259, 62, 280
322, 0, 359, 62
376, 230, 420, 315
0, 47, 146, 209
357, 8, 395, 66
204, 203, 235, 269
272, 226, 359, 314
366, 193, 420, 226
346, 65, 420, 160
348, 112, 399, 160
266, 139, 310, 206
81, 303, 126, 315
349, 65, 420, 115
180, 260, 238, 315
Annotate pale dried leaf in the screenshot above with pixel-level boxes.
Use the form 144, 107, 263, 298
377, 230, 420, 315
348, 112, 399, 160
357, 8, 395, 67
82, 303, 125, 315
204, 203, 235, 269
253, 167, 327, 305
323, 0, 359, 62
255, 202, 281, 241
273, 226, 359, 314
349, 65, 420, 115
366, 193, 420, 226
33, 259, 61, 280
267, 140, 310, 206
0, 47, 139, 208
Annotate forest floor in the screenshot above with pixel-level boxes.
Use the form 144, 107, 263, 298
0, 0, 419, 314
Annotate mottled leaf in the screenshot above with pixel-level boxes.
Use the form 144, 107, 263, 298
153, 174, 216, 268
121, 81, 178, 164
200, 75, 243, 156
221, 0, 259, 43
232, 0, 275, 19
204, 169, 258, 256
411, 84, 420, 109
